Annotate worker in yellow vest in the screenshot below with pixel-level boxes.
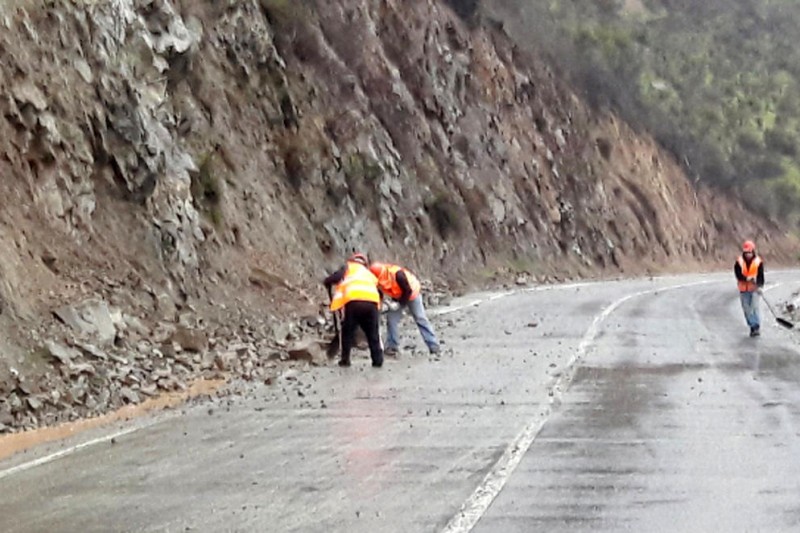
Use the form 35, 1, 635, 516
369, 262, 440, 356
324, 253, 383, 367
734, 240, 765, 337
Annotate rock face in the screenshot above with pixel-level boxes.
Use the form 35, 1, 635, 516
0, 0, 794, 431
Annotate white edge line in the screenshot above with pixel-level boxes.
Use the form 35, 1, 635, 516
0, 424, 141, 481
440, 278, 719, 533
0, 415, 172, 482
433, 282, 593, 317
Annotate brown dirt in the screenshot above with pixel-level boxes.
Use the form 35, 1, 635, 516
0, 379, 225, 462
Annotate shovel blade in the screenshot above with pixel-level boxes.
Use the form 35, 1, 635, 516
776, 317, 795, 330
326, 339, 340, 357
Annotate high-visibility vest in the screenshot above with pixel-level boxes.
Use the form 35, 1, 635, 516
377, 265, 421, 301
737, 256, 762, 292
330, 262, 380, 311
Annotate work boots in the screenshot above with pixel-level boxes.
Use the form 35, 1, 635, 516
750, 326, 761, 337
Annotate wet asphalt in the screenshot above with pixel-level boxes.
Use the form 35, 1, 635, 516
0, 272, 799, 532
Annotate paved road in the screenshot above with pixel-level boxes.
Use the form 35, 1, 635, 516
1, 272, 799, 532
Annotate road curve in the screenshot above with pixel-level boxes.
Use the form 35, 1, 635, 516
1, 271, 799, 532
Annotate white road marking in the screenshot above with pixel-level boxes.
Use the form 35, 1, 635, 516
440, 278, 720, 533
433, 282, 592, 317
0, 423, 156, 482
0, 413, 178, 480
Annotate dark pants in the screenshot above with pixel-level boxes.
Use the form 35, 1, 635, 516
341, 301, 383, 366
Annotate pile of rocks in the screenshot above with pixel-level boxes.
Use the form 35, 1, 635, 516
786, 290, 800, 324
0, 298, 338, 434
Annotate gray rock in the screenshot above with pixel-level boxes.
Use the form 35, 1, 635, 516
26, 396, 44, 411
96, 389, 111, 408
123, 314, 151, 338
214, 352, 236, 371
120, 388, 140, 404
8, 393, 23, 413
68, 362, 96, 376
16, 379, 39, 396
109, 353, 130, 365
44, 341, 80, 365
272, 322, 293, 344
12, 82, 48, 111
53, 299, 117, 345
171, 326, 208, 353
140, 383, 158, 396
0, 408, 15, 426
76, 342, 108, 360
68, 384, 88, 405
555, 128, 567, 149
84, 395, 98, 410
286, 339, 323, 363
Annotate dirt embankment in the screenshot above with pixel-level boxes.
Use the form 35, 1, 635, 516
0, 0, 794, 433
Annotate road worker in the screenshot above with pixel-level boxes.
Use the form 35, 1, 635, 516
369, 262, 440, 355
324, 253, 383, 367
734, 240, 765, 337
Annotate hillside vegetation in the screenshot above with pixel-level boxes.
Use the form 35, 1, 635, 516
488, 0, 800, 228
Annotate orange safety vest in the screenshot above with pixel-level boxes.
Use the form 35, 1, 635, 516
330, 262, 380, 311
376, 265, 421, 301
737, 256, 762, 292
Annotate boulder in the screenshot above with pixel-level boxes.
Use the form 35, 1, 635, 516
53, 299, 117, 345
286, 339, 324, 363
44, 341, 81, 365
170, 326, 208, 353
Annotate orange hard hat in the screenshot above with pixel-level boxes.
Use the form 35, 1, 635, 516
742, 240, 756, 253
369, 262, 385, 277
349, 253, 368, 266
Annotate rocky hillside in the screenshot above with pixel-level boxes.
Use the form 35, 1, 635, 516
0, 0, 793, 432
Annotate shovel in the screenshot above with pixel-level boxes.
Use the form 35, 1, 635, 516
326, 286, 341, 357
760, 291, 795, 330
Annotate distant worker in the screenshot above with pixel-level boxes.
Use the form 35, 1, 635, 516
369, 262, 440, 355
734, 240, 765, 337
324, 253, 383, 368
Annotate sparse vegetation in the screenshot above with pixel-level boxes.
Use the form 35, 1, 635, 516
490, 0, 800, 228
444, 0, 481, 24
425, 193, 462, 238
509, 255, 537, 274
277, 134, 307, 190
343, 153, 383, 183
260, 0, 310, 32
191, 151, 224, 228
596, 137, 613, 161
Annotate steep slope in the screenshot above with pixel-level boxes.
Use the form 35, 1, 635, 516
0, 0, 792, 431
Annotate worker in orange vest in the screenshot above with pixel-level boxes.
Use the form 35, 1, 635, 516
734, 240, 765, 337
324, 253, 383, 367
369, 262, 440, 355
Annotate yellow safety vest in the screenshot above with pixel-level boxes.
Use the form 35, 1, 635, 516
330, 262, 380, 311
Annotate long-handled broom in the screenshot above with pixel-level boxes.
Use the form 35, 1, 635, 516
761, 291, 795, 330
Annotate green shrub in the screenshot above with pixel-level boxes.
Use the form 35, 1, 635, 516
444, 0, 481, 23
261, 0, 309, 31
344, 153, 383, 182
425, 194, 462, 238
191, 152, 224, 227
